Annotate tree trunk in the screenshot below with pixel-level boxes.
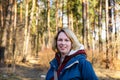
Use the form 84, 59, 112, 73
68, 11, 73, 31
82, 0, 87, 48
109, 0, 116, 59
0, 0, 5, 64
98, 0, 103, 52
36, 6, 39, 57
20, 0, 23, 23
0, 0, 3, 28
62, 0, 64, 28
0, 0, 3, 48
67, 1, 73, 31
114, 1, 118, 59
55, 0, 59, 33
59, 0, 62, 28
47, 0, 50, 48
0, 0, 7, 65
22, 0, 29, 62
86, 0, 90, 49
5, 0, 12, 62
12, 0, 17, 73
105, 0, 109, 69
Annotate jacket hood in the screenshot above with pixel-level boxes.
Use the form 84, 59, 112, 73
50, 45, 86, 70
54, 47, 86, 67
68, 44, 85, 56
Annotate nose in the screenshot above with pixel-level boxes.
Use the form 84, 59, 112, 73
61, 40, 65, 44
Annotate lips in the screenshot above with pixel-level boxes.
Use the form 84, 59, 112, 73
60, 48, 65, 50
59, 45, 66, 50
59, 47, 65, 50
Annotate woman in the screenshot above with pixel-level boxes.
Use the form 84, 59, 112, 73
46, 27, 98, 80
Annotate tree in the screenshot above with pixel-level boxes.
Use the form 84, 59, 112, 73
98, 0, 103, 52
12, 0, 17, 73
114, 0, 119, 59
67, 0, 74, 30
55, 0, 59, 33
47, 0, 51, 47
82, 0, 87, 48
105, 0, 109, 69
86, 0, 90, 49
20, 0, 23, 22
108, 0, 116, 58
22, 0, 29, 62
0, 0, 5, 64
0, 0, 3, 28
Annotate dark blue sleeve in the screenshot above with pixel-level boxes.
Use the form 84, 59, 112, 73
45, 66, 54, 80
80, 59, 98, 80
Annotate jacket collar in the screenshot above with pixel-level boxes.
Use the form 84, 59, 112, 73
68, 44, 85, 56
55, 49, 86, 64
50, 49, 86, 70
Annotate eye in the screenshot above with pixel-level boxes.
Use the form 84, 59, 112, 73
57, 38, 62, 41
65, 39, 70, 42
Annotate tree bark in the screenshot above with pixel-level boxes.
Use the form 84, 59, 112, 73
22, 0, 29, 62
82, 0, 87, 48
86, 0, 90, 49
47, 0, 50, 48
55, 0, 58, 33
105, 0, 109, 69
114, 1, 118, 59
12, 0, 17, 73
0, 0, 3, 28
20, 0, 23, 23
98, 0, 103, 52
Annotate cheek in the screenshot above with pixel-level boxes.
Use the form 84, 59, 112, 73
68, 42, 72, 49
56, 41, 60, 46
56, 41, 60, 48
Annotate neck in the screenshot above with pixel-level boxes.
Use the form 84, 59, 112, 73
61, 52, 68, 58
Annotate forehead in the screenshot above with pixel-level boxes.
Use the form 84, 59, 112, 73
58, 32, 68, 38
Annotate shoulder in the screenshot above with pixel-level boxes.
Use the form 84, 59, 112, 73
77, 55, 98, 80
76, 54, 92, 69
49, 58, 57, 65
75, 54, 87, 62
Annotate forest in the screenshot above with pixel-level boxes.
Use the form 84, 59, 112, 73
0, 0, 120, 80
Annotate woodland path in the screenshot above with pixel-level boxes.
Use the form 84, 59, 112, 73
1, 57, 120, 80
18, 57, 120, 80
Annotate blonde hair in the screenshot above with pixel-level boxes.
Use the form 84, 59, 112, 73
52, 27, 82, 52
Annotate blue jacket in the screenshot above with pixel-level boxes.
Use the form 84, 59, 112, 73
46, 51, 98, 80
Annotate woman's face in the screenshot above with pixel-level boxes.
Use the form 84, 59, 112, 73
57, 32, 72, 57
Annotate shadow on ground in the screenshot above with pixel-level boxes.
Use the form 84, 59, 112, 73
0, 62, 46, 80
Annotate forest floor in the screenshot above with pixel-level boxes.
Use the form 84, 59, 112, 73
0, 49, 120, 80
